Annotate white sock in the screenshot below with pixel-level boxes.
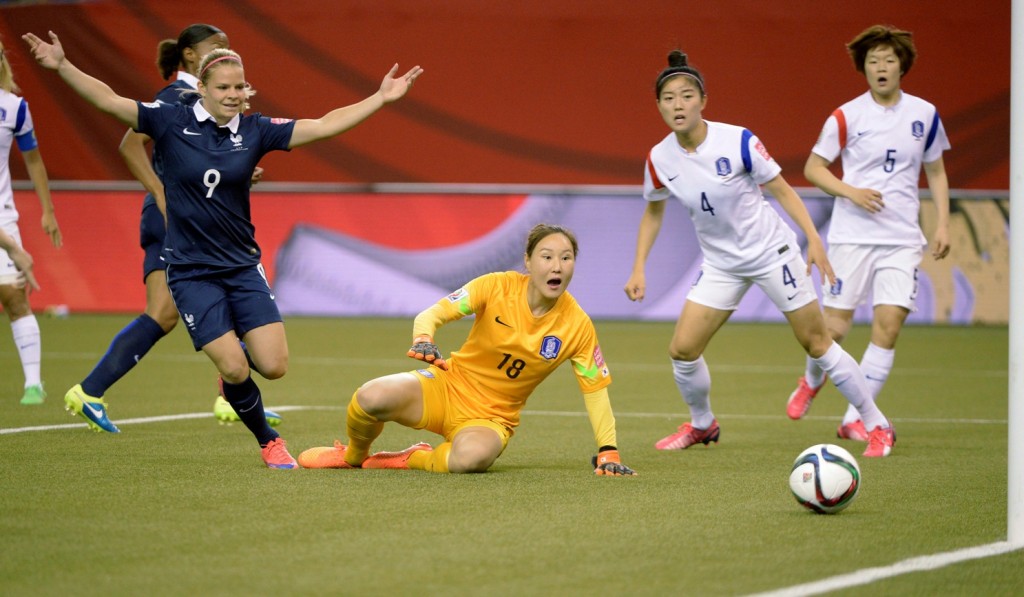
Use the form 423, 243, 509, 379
11, 315, 41, 387
842, 343, 896, 424
672, 356, 715, 429
803, 355, 826, 388
812, 342, 886, 430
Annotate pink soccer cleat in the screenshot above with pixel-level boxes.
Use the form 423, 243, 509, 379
862, 424, 896, 458
261, 437, 298, 469
786, 376, 826, 420
654, 420, 720, 450
837, 420, 870, 442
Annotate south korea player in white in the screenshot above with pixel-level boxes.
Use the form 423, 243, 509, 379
625, 50, 895, 458
785, 25, 950, 443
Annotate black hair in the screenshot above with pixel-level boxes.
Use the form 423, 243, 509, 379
156, 23, 224, 80
655, 50, 706, 98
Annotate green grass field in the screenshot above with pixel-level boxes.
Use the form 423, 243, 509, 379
1, 315, 1019, 595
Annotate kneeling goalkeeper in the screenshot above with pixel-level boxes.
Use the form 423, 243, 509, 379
299, 224, 636, 476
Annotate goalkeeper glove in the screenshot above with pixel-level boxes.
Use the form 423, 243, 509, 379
407, 335, 448, 371
591, 448, 636, 476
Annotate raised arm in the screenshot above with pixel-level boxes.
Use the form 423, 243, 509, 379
288, 63, 423, 149
22, 31, 139, 128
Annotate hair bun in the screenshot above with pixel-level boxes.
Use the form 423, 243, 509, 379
668, 50, 688, 68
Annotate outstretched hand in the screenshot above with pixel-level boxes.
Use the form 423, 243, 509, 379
592, 450, 637, 477
407, 334, 448, 370
22, 31, 65, 70
379, 64, 424, 103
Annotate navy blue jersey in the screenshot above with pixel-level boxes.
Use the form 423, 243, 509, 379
143, 79, 198, 211
135, 101, 295, 268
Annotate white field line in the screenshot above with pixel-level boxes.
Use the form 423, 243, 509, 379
3, 405, 1018, 593
0, 405, 1007, 435
744, 541, 1024, 597
7, 350, 1009, 378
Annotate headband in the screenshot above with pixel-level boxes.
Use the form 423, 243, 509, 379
658, 71, 705, 94
199, 55, 242, 80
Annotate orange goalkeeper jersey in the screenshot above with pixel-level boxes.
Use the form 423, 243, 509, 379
429, 271, 612, 428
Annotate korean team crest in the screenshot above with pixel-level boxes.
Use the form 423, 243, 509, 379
911, 121, 925, 140
539, 335, 562, 360
715, 157, 732, 177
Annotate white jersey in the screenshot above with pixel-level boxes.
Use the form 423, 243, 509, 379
0, 89, 39, 226
644, 120, 796, 276
812, 90, 949, 246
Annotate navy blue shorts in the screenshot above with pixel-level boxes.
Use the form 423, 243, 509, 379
165, 263, 282, 351
139, 202, 167, 281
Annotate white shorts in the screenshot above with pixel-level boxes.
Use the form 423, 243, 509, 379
686, 253, 819, 313
822, 244, 922, 311
0, 221, 26, 287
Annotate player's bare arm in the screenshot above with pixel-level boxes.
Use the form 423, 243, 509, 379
23, 31, 140, 128
924, 157, 951, 260
804, 152, 883, 213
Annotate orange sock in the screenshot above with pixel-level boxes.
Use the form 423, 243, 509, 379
407, 442, 451, 473
345, 392, 382, 466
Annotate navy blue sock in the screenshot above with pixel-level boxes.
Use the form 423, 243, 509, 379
82, 314, 168, 397
221, 375, 278, 446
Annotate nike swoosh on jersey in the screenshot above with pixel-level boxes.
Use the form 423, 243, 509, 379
183, 127, 202, 136
495, 316, 512, 328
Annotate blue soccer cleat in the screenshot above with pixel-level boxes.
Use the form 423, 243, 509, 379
64, 384, 120, 433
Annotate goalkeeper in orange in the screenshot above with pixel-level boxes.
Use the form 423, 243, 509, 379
299, 223, 636, 476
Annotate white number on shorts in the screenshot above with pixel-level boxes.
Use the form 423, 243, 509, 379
203, 169, 222, 198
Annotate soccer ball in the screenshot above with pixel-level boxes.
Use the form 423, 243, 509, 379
789, 443, 861, 514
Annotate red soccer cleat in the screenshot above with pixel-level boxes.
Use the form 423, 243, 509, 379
654, 420, 720, 450
261, 437, 298, 469
862, 424, 896, 458
786, 376, 827, 420
837, 420, 870, 442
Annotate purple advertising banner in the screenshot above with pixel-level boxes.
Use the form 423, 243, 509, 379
272, 193, 1008, 324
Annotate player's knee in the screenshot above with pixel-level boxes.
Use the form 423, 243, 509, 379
153, 311, 178, 333
668, 344, 701, 361
258, 356, 288, 380
354, 382, 384, 414
448, 449, 497, 474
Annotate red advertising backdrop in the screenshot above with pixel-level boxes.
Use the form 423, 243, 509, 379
0, 0, 1009, 189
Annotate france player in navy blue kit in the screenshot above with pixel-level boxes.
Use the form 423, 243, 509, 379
63, 24, 280, 433
25, 30, 423, 468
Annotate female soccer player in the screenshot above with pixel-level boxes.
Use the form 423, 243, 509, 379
24, 30, 422, 468
0, 36, 61, 406
785, 25, 950, 441
62, 24, 279, 433
624, 50, 894, 458
299, 224, 636, 476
